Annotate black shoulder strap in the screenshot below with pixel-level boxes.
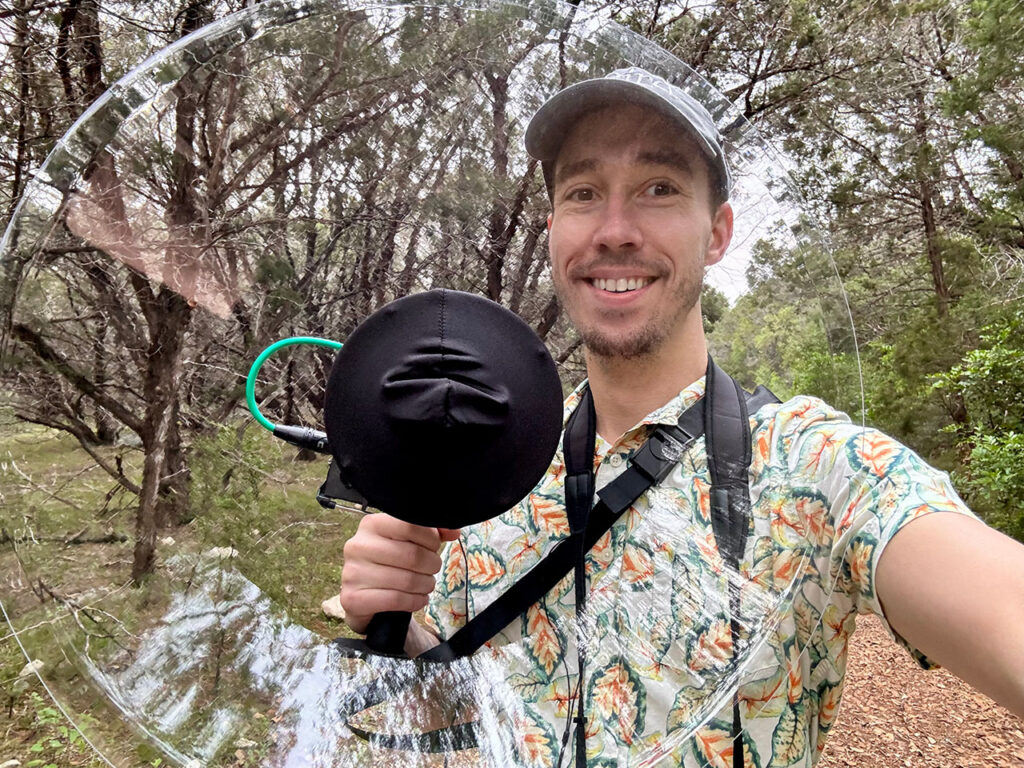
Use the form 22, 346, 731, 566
563, 381, 596, 538
705, 358, 754, 570
704, 359, 780, 768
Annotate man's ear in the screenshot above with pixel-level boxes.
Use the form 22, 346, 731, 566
546, 213, 552, 231
704, 201, 733, 267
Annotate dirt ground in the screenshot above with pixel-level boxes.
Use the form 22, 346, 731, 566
818, 614, 1024, 768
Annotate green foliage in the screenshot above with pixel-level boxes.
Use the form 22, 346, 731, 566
933, 308, 1024, 538
710, 237, 864, 419
935, 308, 1024, 431
4, 690, 102, 768
700, 284, 729, 333
857, 307, 970, 465
189, 423, 358, 629
189, 425, 269, 522
959, 432, 1024, 540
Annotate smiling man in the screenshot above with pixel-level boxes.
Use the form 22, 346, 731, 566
339, 68, 1024, 767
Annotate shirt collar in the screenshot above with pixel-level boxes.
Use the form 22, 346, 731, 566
562, 376, 708, 448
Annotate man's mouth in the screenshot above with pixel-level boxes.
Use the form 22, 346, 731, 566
591, 277, 652, 293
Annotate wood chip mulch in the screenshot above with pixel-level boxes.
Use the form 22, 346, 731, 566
816, 614, 1024, 768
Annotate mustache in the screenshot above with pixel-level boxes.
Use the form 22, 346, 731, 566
566, 257, 669, 280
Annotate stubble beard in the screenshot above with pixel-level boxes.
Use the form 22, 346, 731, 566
560, 268, 704, 361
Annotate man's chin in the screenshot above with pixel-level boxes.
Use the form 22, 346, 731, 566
581, 329, 662, 361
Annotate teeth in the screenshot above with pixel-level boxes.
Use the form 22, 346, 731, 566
595, 278, 649, 293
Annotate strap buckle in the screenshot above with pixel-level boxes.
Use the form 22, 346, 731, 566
630, 425, 697, 483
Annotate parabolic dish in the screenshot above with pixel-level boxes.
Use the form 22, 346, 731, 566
0, 0, 864, 766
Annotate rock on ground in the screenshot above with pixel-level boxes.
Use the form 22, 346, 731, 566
321, 594, 345, 620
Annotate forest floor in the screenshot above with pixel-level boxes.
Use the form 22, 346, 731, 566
818, 614, 1024, 768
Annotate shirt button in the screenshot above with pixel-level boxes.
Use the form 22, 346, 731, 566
609, 453, 624, 468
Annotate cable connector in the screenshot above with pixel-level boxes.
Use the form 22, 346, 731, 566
271, 425, 331, 454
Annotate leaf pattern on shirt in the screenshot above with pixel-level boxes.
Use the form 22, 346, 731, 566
586, 530, 614, 577
443, 538, 466, 592
849, 430, 905, 478
589, 657, 647, 746
622, 541, 655, 589
514, 704, 558, 768
793, 592, 820, 643
530, 492, 570, 538
847, 534, 877, 600
798, 426, 842, 476
817, 680, 843, 732
687, 617, 733, 673
465, 545, 506, 589
739, 666, 788, 721
771, 697, 809, 766
692, 721, 738, 768
508, 533, 543, 576
522, 603, 565, 680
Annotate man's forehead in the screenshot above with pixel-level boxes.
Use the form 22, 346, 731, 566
554, 144, 700, 185
553, 104, 704, 179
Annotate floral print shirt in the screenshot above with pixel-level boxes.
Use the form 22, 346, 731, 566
424, 377, 975, 767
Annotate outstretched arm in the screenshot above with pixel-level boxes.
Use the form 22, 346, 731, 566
876, 512, 1024, 717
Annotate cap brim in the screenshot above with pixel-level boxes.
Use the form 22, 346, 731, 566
525, 78, 718, 166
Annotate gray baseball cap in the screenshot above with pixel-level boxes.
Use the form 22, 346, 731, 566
525, 67, 731, 201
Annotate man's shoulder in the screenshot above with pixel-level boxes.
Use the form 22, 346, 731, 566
751, 392, 855, 431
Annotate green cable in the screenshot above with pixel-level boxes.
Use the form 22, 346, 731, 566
246, 336, 343, 432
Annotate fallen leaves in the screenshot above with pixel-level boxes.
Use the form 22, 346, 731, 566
817, 615, 1024, 768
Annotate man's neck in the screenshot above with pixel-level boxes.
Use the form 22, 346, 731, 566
585, 339, 709, 443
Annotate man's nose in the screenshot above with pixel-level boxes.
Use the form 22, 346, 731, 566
592, 196, 643, 251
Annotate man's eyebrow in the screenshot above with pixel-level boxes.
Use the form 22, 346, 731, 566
637, 149, 696, 176
554, 157, 598, 185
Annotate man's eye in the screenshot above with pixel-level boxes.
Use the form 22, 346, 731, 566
567, 188, 594, 202
646, 182, 678, 197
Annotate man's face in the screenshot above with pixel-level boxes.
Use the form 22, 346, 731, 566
547, 104, 733, 360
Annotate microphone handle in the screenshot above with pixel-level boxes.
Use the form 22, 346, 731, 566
365, 611, 412, 656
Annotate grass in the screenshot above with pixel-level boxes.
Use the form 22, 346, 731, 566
0, 415, 364, 766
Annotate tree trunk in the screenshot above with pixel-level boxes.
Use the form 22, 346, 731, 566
132, 2, 206, 581
132, 292, 192, 582
912, 85, 951, 318
157, 399, 190, 526
7, 0, 31, 221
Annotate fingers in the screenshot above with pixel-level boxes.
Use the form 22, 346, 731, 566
339, 514, 460, 636
342, 559, 437, 597
344, 524, 442, 575
364, 513, 445, 551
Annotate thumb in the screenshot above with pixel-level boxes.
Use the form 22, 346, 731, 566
437, 527, 461, 543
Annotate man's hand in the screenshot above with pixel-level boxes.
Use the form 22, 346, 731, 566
340, 513, 460, 635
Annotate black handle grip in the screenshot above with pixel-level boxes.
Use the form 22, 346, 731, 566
365, 611, 412, 656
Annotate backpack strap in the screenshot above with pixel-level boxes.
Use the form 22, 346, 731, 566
704, 359, 779, 768
705, 357, 754, 572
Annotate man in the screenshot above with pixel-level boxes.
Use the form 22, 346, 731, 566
339, 68, 1024, 766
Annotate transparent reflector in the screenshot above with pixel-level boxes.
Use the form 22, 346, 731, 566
0, 0, 862, 766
